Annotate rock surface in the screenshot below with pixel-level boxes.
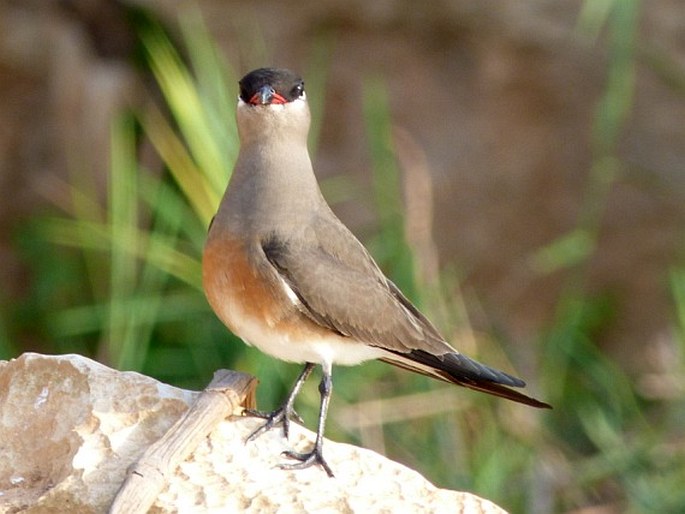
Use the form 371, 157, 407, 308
0, 353, 507, 513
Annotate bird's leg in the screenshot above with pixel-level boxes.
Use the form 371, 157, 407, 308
245, 362, 315, 441
280, 365, 334, 477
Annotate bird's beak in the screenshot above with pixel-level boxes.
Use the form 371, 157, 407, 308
248, 85, 287, 105
258, 85, 275, 105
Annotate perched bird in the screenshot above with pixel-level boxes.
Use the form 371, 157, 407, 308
203, 67, 551, 477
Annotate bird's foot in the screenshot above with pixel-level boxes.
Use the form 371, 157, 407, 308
280, 446, 334, 477
243, 406, 303, 441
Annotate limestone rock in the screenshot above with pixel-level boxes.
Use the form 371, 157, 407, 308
0, 353, 507, 513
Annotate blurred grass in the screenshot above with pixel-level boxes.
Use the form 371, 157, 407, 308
5, 1, 685, 513
0, 294, 15, 357
534, 1, 685, 512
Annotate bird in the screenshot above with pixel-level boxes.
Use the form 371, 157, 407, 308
203, 67, 551, 477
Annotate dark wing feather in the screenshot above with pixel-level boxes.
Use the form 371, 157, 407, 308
262, 210, 551, 409
261, 214, 451, 355
380, 350, 552, 408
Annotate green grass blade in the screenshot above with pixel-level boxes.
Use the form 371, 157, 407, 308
107, 115, 141, 368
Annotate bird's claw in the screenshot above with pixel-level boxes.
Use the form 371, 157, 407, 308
243, 406, 302, 441
280, 448, 335, 477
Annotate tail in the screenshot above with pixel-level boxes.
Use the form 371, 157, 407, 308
380, 349, 552, 409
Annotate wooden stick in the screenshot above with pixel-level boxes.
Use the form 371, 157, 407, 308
109, 369, 258, 514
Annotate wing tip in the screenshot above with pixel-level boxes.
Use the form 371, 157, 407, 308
381, 348, 552, 409
450, 353, 525, 388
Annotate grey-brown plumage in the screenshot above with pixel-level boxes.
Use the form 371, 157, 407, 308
203, 67, 551, 477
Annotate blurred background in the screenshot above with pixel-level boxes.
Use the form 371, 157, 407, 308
1, 0, 684, 512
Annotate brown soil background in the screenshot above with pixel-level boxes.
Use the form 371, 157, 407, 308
1, 0, 684, 377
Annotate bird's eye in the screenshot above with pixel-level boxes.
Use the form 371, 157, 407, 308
292, 83, 305, 98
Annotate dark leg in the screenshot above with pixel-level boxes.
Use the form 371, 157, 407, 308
280, 365, 334, 477
245, 362, 315, 442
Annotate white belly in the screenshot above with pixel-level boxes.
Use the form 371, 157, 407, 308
221, 298, 386, 368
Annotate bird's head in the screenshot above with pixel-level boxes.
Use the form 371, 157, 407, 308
236, 68, 310, 145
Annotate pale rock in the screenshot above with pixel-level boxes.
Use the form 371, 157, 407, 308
0, 353, 507, 513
